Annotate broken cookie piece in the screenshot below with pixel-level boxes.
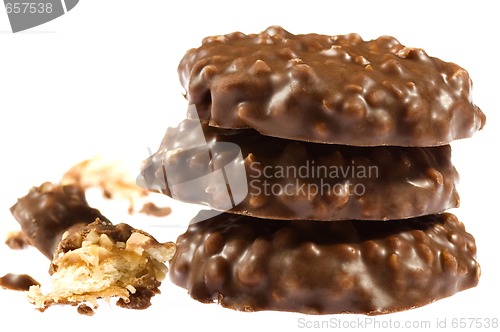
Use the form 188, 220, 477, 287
10, 182, 175, 311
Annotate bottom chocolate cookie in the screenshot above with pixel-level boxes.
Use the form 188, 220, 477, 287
170, 211, 480, 315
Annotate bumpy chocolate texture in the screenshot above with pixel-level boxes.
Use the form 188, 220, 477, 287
10, 182, 108, 258
179, 26, 485, 146
0, 273, 40, 292
170, 211, 480, 314
141, 119, 459, 221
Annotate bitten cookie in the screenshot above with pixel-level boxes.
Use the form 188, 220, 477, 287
10, 182, 108, 258
10, 182, 175, 310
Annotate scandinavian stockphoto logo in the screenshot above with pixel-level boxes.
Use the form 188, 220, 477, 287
4, 0, 79, 33
248, 160, 378, 201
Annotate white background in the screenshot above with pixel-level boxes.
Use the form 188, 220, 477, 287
0, 1, 498, 331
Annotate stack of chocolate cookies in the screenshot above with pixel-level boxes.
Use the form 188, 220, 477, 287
141, 27, 486, 314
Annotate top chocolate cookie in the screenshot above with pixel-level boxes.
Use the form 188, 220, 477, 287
179, 26, 485, 146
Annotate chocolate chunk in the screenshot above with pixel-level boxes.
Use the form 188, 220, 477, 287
170, 211, 480, 315
139, 202, 172, 218
4, 230, 31, 250
77, 304, 95, 316
142, 119, 459, 221
179, 26, 485, 146
60, 157, 149, 215
10, 182, 108, 259
0, 273, 40, 291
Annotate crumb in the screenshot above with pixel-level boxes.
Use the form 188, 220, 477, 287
77, 304, 95, 316
60, 156, 149, 213
0, 273, 40, 291
139, 202, 172, 217
5, 230, 31, 250
116, 287, 160, 310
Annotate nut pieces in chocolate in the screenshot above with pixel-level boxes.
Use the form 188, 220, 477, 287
10, 182, 109, 259
140, 26, 485, 315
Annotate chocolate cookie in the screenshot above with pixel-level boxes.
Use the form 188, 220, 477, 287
170, 211, 480, 315
141, 119, 459, 221
10, 182, 176, 310
179, 26, 485, 146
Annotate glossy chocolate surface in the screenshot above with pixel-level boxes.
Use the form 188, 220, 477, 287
170, 211, 480, 314
179, 26, 485, 146
0, 273, 40, 292
10, 182, 108, 259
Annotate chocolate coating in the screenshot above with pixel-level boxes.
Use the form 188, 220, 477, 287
10, 182, 108, 259
139, 202, 172, 218
142, 119, 459, 220
0, 273, 40, 292
170, 211, 480, 315
77, 304, 95, 316
179, 26, 485, 146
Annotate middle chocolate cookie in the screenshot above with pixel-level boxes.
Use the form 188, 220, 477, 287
141, 119, 459, 221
